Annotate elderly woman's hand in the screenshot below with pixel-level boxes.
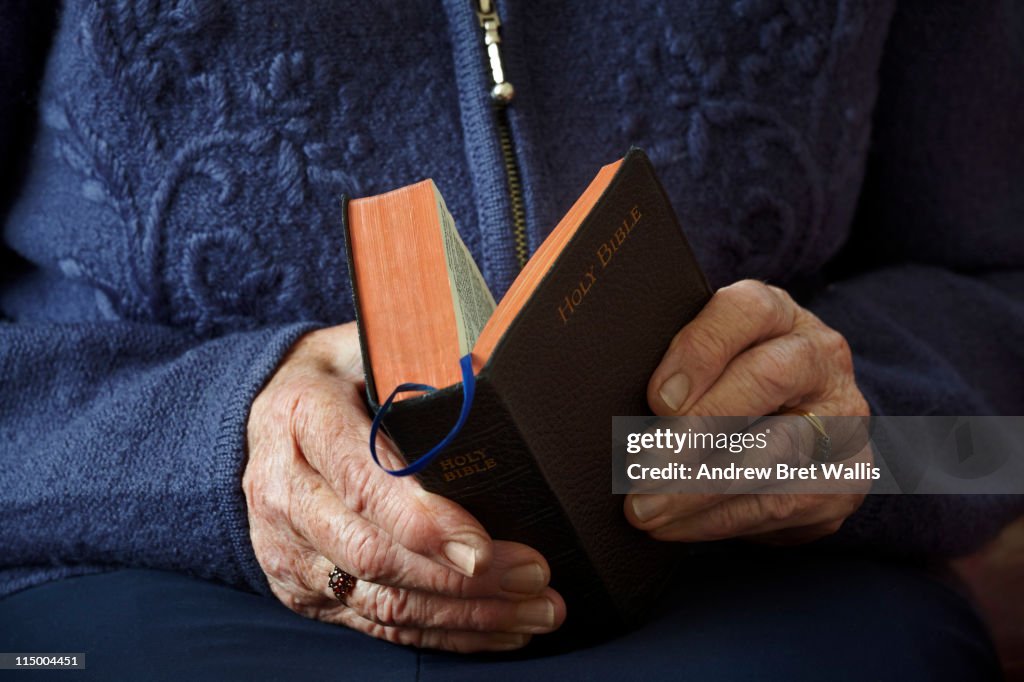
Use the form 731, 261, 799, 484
627, 280, 871, 544
244, 323, 565, 652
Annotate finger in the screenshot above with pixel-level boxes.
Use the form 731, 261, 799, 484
349, 585, 563, 634
627, 412, 872, 532
625, 493, 725, 530
685, 332, 824, 417
304, 540, 552, 602
624, 416, 811, 525
293, 473, 552, 600
649, 280, 797, 415
645, 493, 855, 542
328, 608, 536, 653
622, 415, 810, 528
293, 381, 500, 578
314, 560, 565, 634
623, 432, 792, 530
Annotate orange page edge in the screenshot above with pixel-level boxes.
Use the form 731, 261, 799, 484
471, 158, 623, 372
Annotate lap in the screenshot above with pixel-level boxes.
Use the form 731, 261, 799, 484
0, 550, 1000, 681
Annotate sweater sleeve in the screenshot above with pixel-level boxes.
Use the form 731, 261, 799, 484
806, 0, 1024, 556
0, 316, 319, 598
0, 0, 323, 599
807, 268, 1024, 556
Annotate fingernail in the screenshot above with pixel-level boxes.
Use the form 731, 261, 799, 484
632, 495, 668, 522
501, 563, 547, 595
659, 373, 689, 412
516, 598, 556, 629
443, 541, 479, 576
491, 633, 530, 651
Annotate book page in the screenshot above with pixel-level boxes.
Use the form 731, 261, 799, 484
434, 185, 497, 356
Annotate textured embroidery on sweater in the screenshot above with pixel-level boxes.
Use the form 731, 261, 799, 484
41, 0, 876, 332
44, 0, 370, 334
615, 0, 871, 278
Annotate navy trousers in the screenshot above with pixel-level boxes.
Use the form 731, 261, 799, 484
0, 549, 1000, 681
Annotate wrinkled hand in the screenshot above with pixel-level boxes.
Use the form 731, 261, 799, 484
245, 323, 565, 652
627, 280, 871, 544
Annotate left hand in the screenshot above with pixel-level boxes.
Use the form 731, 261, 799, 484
625, 280, 871, 545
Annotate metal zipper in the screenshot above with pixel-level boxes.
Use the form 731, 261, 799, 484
475, 0, 528, 270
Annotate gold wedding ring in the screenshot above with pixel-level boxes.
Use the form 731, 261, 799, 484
782, 409, 832, 462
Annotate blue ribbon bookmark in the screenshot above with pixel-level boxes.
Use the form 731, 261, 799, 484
369, 354, 477, 477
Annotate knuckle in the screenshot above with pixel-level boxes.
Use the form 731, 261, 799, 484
416, 629, 475, 652
271, 582, 321, 619
686, 327, 731, 373
242, 470, 261, 508
439, 632, 487, 654
761, 494, 798, 522
725, 279, 765, 300
426, 631, 463, 652
766, 284, 795, 308
463, 604, 496, 632
750, 345, 796, 399
264, 546, 321, 597
287, 381, 322, 444
260, 548, 289, 581
244, 447, 301, 523
366, 621, 415, 647
337, 455, 375, 513
729, 280, 779, 322
289, 380, 364, 457
366, 585, 415, 627
283, 594, 316, 618
382, 489, 441, 549
849, 393, 871, 418
822, 328, 853, 368
244, 473, 280, 517
791, 329, 818, 360
709, 499, 752, 537
342, 526, 395, 584
277, 590, 303, 612
426, 564, 473, 599
290, 472, 320, 510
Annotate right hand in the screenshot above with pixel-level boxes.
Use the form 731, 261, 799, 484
244, 323, 565, 652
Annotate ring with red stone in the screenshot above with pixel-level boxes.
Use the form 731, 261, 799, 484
328, 566, 357, 603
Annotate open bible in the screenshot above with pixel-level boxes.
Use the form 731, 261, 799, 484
342, 149, 711, 640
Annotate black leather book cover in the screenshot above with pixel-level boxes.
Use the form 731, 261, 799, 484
343, 149, 712, 643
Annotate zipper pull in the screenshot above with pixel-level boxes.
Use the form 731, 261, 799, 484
475, 0, 515, 105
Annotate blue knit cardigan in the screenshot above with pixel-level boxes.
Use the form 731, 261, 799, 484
2, 0, 1022, 598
